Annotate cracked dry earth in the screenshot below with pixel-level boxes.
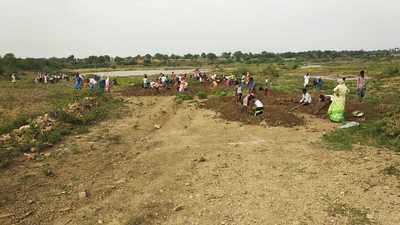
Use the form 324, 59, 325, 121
0, 96, 400, 225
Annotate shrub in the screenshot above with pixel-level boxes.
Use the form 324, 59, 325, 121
259, 65, 280, 79
0, 115, 30, 135
175, 93, 193, 101
197, 91, 208, 99
383, 66, 400, 76
213, 90, 228, 97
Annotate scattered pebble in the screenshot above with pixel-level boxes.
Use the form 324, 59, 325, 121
173, 205, 184, 212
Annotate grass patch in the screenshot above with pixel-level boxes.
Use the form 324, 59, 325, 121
175, 93, 193, 102
322, 129, 354, 150
0, 115, 30, 135
382, 164, 400, 177
327, 202, 375, 225
322, 120, 400, 152
196, 91, 208, 99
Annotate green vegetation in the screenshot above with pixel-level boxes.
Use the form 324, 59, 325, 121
175, 93, 193, 102
0, 74, 123, 168
1, 49, 400, 77
326, 201, 375, 225
323, 120, 400, 152
382, 164, 400, 177
196, 91, 208, 99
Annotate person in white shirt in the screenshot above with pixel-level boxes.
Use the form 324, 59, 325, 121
143, 75, 149, 88
304, 73, 310, 88
236, 85, 243, 103
253, 99, 264, 116
89, 78, 97, 91
300, 88, 312, 105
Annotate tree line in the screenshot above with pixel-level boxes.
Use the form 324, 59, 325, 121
0, 49, 398, 77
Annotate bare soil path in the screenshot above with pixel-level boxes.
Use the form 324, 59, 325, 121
0, 96, 399, 225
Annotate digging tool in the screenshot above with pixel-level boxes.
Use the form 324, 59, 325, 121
288, 104, 303, 112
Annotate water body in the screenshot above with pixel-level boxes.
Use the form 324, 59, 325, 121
92, 69, 208, 77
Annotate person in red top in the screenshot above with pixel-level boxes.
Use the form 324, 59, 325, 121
356, 70, 367, 101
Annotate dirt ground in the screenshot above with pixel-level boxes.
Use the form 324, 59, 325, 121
1, 96, 400, 225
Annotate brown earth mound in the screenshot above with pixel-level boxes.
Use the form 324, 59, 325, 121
203, 96, 304, 127
122, 84, 381, 127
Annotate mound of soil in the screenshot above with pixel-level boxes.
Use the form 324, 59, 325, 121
122, 84, 380, 127
203, 96, 304, 127
121, 83, 212, 97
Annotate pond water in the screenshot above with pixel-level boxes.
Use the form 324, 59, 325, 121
91, 69, 208, 77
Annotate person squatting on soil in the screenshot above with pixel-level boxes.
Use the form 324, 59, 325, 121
241, 93, 253, 112
314, 94, 333, 114
357, 70, 367, 101
313, 76, 324, 91
299, 88, 312, 105
328, 78, 349, 122
252, 98, 264, 116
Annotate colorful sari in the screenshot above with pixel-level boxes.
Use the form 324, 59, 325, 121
328, 83, 349, 122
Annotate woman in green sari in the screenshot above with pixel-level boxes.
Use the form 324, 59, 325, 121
328, 79, 349, 122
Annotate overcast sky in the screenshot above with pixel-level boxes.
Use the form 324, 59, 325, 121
0, 0, 399, 58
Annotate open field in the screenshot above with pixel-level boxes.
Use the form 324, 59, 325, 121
0, 60, 400, 225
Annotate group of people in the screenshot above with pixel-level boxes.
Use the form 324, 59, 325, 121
34, 73, 70, 84
301, 70, 367, 123
74, 73, 116, 93
143, 72, 189, 92
235, 72, 265, 116
140, 69, 368, 123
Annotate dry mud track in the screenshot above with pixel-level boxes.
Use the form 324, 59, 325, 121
1, 96, 400, 225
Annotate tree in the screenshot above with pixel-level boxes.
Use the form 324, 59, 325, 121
2, 53, 17, 73
206, 53, 217, 63
233, 51, 244, 62
184, 54, 194, 59
144, 54, 152, 65
221, 52, 232, 59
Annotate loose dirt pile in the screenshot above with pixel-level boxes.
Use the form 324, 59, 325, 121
203, 96, 304, 127
122, 85, 382, 127
0, 97, 102, 166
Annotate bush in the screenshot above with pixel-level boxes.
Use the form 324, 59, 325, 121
197, 91, 208, 99
53, 110, 82, 125
383, 108, 400, 138
0, 115, 30, 135
259, 65, 280, 79
383, 66, 400, 76
175, 93, 193, 101
213, 90, 228, 97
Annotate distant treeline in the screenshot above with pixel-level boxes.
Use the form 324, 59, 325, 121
0, 49, 399, 76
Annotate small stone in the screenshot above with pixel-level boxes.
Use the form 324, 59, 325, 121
173, 205, 184, 211
0, 213, 14, 219
198, 157, 206, 162
154, 124, 161, 129
185, 183, 191, 186
78, 191, 89, 199
366, 214, 374, 220
24, 153, 37, 161
98, 220, 104, 224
